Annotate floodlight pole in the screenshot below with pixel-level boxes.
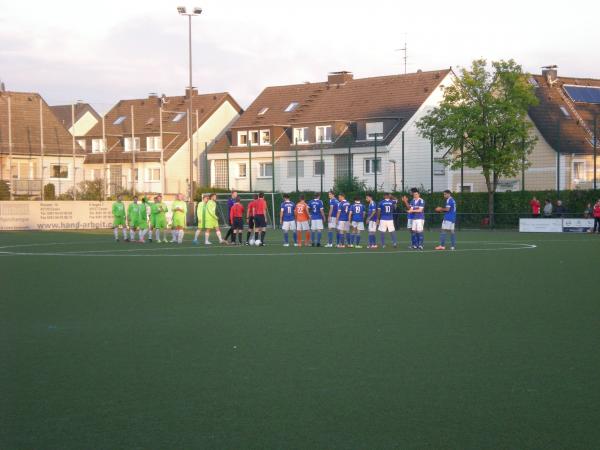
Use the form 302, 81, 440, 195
594, 114, 598, 191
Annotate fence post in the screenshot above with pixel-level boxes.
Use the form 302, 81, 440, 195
594, 115, 597, 191
460, 140, 464, 193
401, 131, 405, 192
556, 120, 560, 197
271, 143, 275, 193
247, 140, 252, 192
295, 138, 299, 193
320, 137, 324, 195
430, 135, 434, 193
521, 138, 525, 192
205, 142, 209, 188
374, 135, 378, 196
347, 141, 352, 181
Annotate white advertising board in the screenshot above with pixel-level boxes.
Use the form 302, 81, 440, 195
519, 218, 564, 233
562, 218, 594, 233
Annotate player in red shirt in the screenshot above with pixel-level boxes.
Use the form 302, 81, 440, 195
253, 192, 268, 245
229, 197, 245, 245
530, 196, 541, 218
245, 194, 258, 245
295, 195, 310, 247
593, 199, 600, 233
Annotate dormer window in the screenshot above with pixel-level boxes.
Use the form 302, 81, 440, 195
316, 125, 332, 143
284, 102, 299, 112
366, 122, 384, 140
238, 131, 248, 146
260, 130, 270, 145
172, 112, 186, 122
113, 116, 126, 125
559, 106, 570, 117
293, 127, 309, 144
258, 107, 269, 115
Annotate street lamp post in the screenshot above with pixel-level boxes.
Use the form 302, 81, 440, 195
389, 159, 397, 192
178, 5, 202, 200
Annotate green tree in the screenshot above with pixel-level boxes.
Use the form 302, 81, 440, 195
417, 59, 538, 225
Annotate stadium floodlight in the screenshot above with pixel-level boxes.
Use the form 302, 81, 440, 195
177, 6, 187, 14
193, 7, 203, 15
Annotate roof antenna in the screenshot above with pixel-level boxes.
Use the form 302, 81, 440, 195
395, 33, 408, 75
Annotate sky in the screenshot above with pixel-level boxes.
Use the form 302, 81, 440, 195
1, 0, 599, 115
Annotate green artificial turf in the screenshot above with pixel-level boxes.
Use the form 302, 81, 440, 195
1, 230, 599, 449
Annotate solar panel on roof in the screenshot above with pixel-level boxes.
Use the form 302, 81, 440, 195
563, 85, 600, 104
113, 115, 126, 125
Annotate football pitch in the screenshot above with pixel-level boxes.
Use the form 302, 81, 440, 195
2, 230, 599, 449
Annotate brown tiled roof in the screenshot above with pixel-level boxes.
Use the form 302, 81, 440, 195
50, 103, 101, 130
209, 69, 450, 154
84, 92, 242, 164
0, 91, 85, 157
529, 74, 600, 155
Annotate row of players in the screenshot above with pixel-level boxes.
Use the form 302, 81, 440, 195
111, 189, 458, 250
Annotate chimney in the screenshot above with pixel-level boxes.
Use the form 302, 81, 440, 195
186, 87, 198, 98
542, 65, 558, 85
148, 92, 158, 99
327, 71, 353, 85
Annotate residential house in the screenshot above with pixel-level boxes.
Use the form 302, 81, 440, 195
81, 89, 242, 197
459, 67, 600, 193
0, 90, 86, 198
207, 70, 453, 193
50, 103, 101, 150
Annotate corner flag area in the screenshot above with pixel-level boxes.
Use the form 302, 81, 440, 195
2, 231, 599, 449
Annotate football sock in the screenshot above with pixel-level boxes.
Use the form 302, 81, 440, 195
130, 229, 135, 241
391, 233, 397, 245
317, 231, 322, 244
155, 229, 160, 241
355, 234, 361, 245
380, 233, 385, 246
411, 233, 417, 247
297, 231, 302, 245
340, 234, 346, 245
122, 228, 127, 239
336, 232, 341, 245
450, 233, 456, 247
225, 227, 233, 241
293, 232, 298, 244
194, 230, 201, 241
238, 233, 243, 244
140, 229, 147, 240
284, 232, 289, 244
216, 230, 223, 241
254, 232, 259, 241
261, 231, 266, 242
246, 231, 251, 243
440, 232, 446, 246
178, 230, 184, 244
328, 231, 333, 245
113, 228, 118, 239
205, 231, 210, 243
311, 231, 315, 243
418, 233, 424, 246
305, 231, 310, 243
348, 233, 354, 245
171, 229, 177, 241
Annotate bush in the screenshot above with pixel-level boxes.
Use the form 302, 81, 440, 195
43, 183, 56, 200
332, 176, 367, 194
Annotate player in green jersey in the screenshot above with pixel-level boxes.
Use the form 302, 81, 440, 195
150, 195, 169, 243
171, 193, 187, 244
138, 196, 150, 243
112, 194, 127, 241
193, 194, 225, 245
127, 196, 143, 242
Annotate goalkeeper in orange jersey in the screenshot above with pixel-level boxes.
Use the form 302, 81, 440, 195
294, 195, 311, 247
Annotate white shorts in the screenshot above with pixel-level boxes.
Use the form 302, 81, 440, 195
442, 220, 455, 231
337, 220, 350, 232
297, 221, 309, 231
310, 219, 324, 231
378, 220, 395, 232
351, 221, 365, 231
282, 220, 296, 231
406, 219, 413, 229
368, 221, 377, 233
412, 219, 425, 233
328, 218, 337, 229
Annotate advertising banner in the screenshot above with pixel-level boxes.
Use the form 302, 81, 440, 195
519, 218, 564, 233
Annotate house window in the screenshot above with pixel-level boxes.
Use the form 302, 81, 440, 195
249, 130, 259, 145
50, 164, 69, 179
133, 168, 139, 181
285, 102, 299, 112
77, 139, 86, 150
260, 130, 270, 146
91, 139, 106, 153
259, 162, 273, 178
316, 125, 332, 143
573, 161, 586, 181
124, 137, 140, 152
364, 158, 381, 174
293, 127, 309, 144
433, 158, 446, 175
113, 116, 126, 125
366, 122, 384, 140
146, 168, 161, 181
172, 112, 186, 122
214, 160, 228, 188
146, 136, 161, 152
258, 107, 269, 115
314, 160, 325, 176
238, 131, 248, 146
287, 160, 304, 178
238, 163, 247, 178
456, 184, 473, 193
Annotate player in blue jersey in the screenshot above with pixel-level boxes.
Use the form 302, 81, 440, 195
335, 193, 351, 248
279, 194, 297, 247
326, 191, 339, 247
377, 193, 398, 248
435, 190, 457, 250
365, 194, 378, 248
307, 193, 326, 247
402, 188, 417, 248
406, 188, 425, 250
348, 197, 366, 248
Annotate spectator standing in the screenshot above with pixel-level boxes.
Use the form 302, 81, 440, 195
583, 203, 592, 218
555, 200, 567, 218
530, 196, 541, 218
543, 199, 553, 218
593, 200, 600, 234
224, 191, 238, 243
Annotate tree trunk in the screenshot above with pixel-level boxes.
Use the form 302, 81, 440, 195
483, 172, 495, 228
